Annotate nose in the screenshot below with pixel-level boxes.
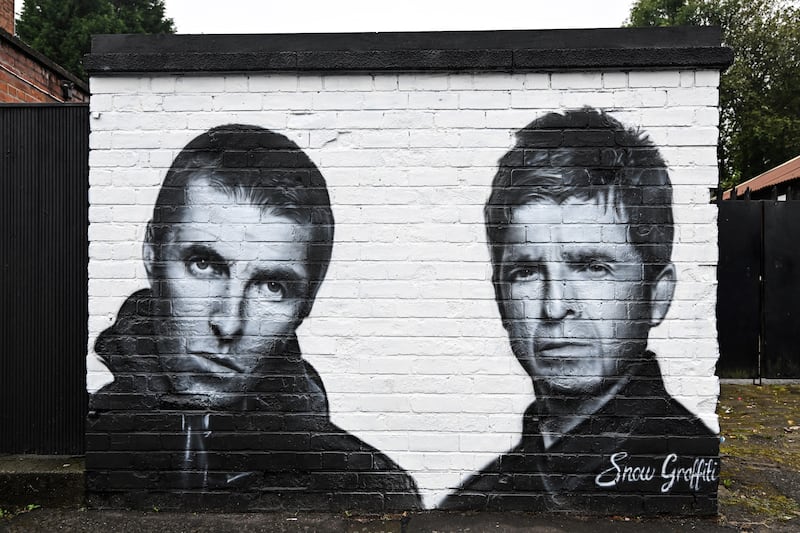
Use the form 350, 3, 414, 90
542, 268, 577, 320
209, 287, 245, 341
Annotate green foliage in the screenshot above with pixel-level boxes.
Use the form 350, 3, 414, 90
0, 504, 41, 520
15, 0, 175, 81
627, 0, 699, 25
627, 0, 800, 189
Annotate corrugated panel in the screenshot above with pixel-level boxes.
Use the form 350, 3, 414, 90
0, 104, 88, 454
722, 154, 800, 199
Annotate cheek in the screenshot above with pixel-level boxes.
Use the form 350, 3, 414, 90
505, 283, 543, 319
163, 286, 213, 319
571, 280, 615, 305
506, 303, 540, 341
503, 296, 527, 325
247, 301, 303, 336
156, 263, 216, 315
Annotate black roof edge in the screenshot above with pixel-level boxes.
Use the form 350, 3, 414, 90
1, 28, 89, 92
85, 26, 733, 75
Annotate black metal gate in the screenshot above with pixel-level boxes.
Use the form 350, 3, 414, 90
717, 193, 800, 379
0, 104, 88, 454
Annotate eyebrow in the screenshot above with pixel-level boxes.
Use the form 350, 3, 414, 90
181, 244, 228, 265
250, 265, 306, 285
499, 247, 542, 264
500, 246, 629, 265
562, 248, 620, 264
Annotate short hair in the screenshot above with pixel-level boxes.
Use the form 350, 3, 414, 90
486, 107, 674, 296
145, 124, 334, 320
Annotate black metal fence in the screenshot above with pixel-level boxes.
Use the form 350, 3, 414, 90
717, 187, 800, 379
0, 104, 88, 454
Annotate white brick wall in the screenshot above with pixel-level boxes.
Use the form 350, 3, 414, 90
88, 70, 721, 508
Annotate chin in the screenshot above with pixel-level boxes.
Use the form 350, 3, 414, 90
168, 375, 250, 404
537, 376, 604, 397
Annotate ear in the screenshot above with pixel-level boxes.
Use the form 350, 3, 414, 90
649, 263, 676, 327
143, 222, 157, 284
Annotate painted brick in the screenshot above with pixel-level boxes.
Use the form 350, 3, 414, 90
470, 74, 525, 91
603, 72, 628, 88
459, 91, 511, 109
695, 70, 721, 87
523, 73, 550, 89
398, 73, 449, 90
680, 70, 696, 88
629, 70, 681, 87
434, 110, 486, 128
249, 74, 300, 92
360, 91, 409, 110
149, 77, 176, 93
373, 74, 399, 91
211, 93, 262, 111
560, 90, 615, 109
162, 94, 213, 111
87, 63, 722, 514
667, 87, 719, 106
551, 72, 602, 89
323, 75, 375, 91
175, 75, 226, 92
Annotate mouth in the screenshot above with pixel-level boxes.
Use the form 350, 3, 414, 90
190, 352, 245, 373
534, 341, 594, 357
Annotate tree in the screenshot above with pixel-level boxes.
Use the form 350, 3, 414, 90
627, 0, 698, 26
15, 0, 175, 81
626, 0, 800, 189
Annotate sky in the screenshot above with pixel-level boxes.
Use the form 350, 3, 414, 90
15, 0, 637, 34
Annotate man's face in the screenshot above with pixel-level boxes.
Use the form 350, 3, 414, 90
147, 179, 313, 401
497, 196, 653, 398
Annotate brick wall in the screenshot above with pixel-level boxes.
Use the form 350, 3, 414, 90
0, 34, 88, 103
85, 30, 727, 514
0, 0, 12, 35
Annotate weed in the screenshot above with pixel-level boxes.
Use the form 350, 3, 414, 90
0, 504, 41, 520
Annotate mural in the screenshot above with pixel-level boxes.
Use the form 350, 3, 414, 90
87, 124, 421, 510
87, 108, 720, 512
441, 108, 719, 512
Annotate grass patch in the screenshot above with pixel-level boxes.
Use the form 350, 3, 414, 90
721, 486, 800, 521
718, 384, 800, 525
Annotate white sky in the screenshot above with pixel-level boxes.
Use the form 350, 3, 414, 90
15, 0, 636, 34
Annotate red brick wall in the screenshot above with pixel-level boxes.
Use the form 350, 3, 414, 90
0, 0, 13, 35
0, 38, 88, 103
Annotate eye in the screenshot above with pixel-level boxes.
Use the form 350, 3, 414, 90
254, 280, 286, 301
508, 265, 541, 282
186, 255, 227, 278
581, 261, 612, 278
266, 281, 283, 295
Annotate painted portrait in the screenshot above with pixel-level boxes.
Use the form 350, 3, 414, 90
86, 124, 420, 510
442, 108, 719, 513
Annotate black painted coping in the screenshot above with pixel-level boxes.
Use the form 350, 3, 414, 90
85, 26, 733, 74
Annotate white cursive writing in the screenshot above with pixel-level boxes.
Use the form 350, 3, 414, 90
595, 451, 719, 493
660, 453, 719, 493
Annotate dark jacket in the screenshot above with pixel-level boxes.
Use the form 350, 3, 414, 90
87, 290, 420, 511
441, 357, 719, 514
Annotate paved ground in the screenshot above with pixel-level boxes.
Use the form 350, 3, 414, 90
0, 509, 753, 533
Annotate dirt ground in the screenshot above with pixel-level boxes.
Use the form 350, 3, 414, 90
716, 383, 800, 531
